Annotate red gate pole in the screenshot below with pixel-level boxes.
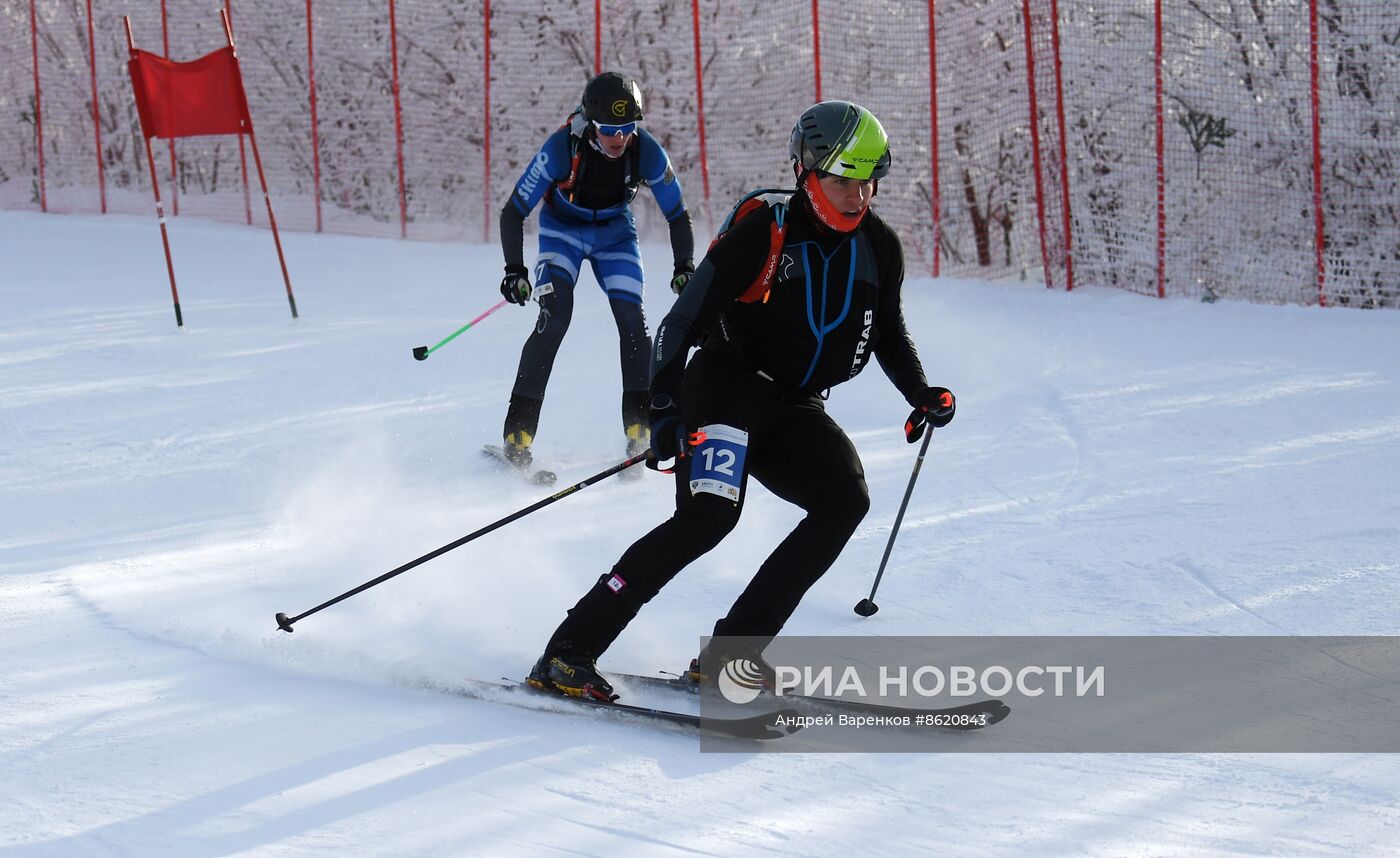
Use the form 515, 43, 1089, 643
306, 0, 323, 232
1308, 0, 1327, 307
927, 0, 941, 277
1021, 0, 1054, 288
85, 0, 106, 213
226, 2, 253, 225
1154, 0, 1166, 298
594, 0, 601, 74
483, 0, 492, 243
238, 136, 253, 223
161, 0, 177, 216
29, 0, 47, 212
389, 0, 407, 239
223, 9, 299, 319
125, 18, 183, 328
811, 0, 822, 102
1047, 0, 1075, 290
690, 0, 712, 235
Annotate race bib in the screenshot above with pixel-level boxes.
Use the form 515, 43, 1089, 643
688, 424, 749, 502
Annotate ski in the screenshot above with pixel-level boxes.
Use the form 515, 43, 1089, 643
416, 676, 804, 740
481, 443, 557, 486
610, 671, 1011, 731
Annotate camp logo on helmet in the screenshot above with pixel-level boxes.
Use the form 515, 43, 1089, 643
790, 100, 891, 183
610, 99, 630, 118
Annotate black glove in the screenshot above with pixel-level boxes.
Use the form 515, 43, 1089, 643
648, 393, 686, 462
670, 263, 694, 295
904, 386, 956, 442
500, 265, 532, 305
916, 386, 956, 426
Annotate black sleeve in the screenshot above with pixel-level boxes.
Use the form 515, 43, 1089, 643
667, 209, 695, 271
499, 199, 528, 270
649, 208, 773, 402
868, 222, 930, 405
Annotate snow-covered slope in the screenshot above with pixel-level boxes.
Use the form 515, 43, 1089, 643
3, 211, 1398, 856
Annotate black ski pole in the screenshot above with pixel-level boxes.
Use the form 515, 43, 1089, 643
275, 451, 648, 632
854, 419, 936, 617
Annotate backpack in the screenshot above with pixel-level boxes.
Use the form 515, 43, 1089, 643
551, 109, 641, 205
712, 188, 793, 304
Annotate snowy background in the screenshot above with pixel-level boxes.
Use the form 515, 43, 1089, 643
3, 209, 1399, 855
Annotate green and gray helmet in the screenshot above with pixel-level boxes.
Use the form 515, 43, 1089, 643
789, 101, 891, 181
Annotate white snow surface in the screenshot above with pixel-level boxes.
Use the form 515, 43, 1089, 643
3, 210, 1399, 856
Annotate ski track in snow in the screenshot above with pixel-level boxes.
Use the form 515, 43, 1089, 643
4, 211, 1400, 855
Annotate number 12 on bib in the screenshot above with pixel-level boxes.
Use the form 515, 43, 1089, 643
688, 424, 749, 502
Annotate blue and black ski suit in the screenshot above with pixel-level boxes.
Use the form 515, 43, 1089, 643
499, 120, 693, 441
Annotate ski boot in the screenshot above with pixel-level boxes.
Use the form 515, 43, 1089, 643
620, 423, 649, 480
683, 642, 777, 693
527, 650, 618, 702
501, 394, 544, 473
503, 429, 533, 471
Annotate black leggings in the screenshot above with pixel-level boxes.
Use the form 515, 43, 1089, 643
545, 352, 871, 657
511, 265, 650, 426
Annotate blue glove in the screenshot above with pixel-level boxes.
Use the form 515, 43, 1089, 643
648, 394, 686, 461
500, 265, 532, 305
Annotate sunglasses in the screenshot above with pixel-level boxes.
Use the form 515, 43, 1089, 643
592, 120, 639, 137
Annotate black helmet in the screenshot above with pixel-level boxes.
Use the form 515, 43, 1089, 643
789, 101, 891, 181
582, 72, 644, 124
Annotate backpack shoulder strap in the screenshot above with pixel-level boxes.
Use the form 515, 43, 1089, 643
729, 189, 793, 304
555, 120, 586, 194
627, 142, 642, 186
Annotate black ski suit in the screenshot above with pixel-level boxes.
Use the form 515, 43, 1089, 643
544, 189, 931, 659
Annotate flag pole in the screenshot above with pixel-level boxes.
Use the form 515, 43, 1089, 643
222, 9, 298, 320
126, 17, 183, 328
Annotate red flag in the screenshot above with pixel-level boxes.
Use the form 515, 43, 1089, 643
128, 46, 251, 140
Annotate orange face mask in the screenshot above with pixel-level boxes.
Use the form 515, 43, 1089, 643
802, 170, 868, 234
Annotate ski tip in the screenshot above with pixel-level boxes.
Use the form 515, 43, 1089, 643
411, 346, 429, 361
481, 445, 555, 485
984, 700, 1012, 726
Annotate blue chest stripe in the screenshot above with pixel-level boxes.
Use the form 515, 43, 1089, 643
798, 239, 857, 388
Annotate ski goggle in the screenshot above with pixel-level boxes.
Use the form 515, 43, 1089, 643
592, 119, 639, 137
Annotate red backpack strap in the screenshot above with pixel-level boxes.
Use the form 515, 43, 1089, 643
555, 147, 584, 192
553, 111, 587, 195
736, 201, 788, 304
708, 188, 793, 304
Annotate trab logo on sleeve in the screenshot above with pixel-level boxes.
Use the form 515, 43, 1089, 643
689, 424, 749, 502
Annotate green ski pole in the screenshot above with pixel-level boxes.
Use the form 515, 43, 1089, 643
413, 298, 509, 361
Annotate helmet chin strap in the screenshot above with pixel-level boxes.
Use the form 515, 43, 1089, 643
801, 170, 867, 233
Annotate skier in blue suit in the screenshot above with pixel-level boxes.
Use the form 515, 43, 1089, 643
497, 71, 694, 469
